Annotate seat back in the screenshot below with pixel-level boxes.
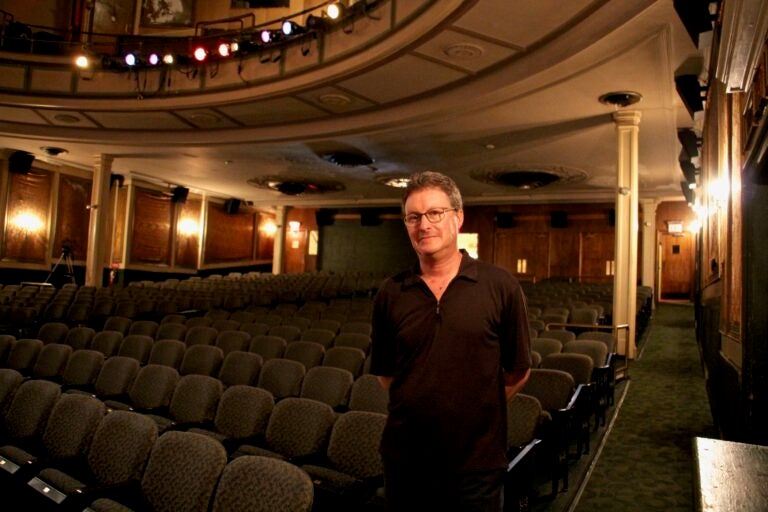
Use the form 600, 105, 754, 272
42, 393, 106, 460
6, 338, 43, 375
37, 322, 70, 344
339, 321, 372, 336
332, 332, 372, 354
169, 374, 223, 425
61, 349, 104, 390
348, 374, 389, 414
299, 328, 336, 348
185, 325, 219, 347
93, 355, 140, 398
300, 366, 353, 410
141, 431, 228, 512
239, 322, 271, 338
87, 410, 158, 487
214, 385, 274, 440
103, 316, 132, 336
218, 350, 262, 387
284, 341, 325, 370
128, 320, 159, 338
249, 335, 287, 360
541, 353, 594, 385
257, 358, 305, 400
267, 325, 301, 342
522, 368, 575, 412
90, 330, 123, 357
129, 364, 180, 411
265, 397, 336, 460
322, 346, 366, 377
63, 326, 96, 351
32, 342, 72, 381
0, 368, 24, 415
211, 455, 314, 512
118, 334, 154, 364
563, 339, 609, 367
215, 330, 251, 356
507, 393, 543, 450
576, 331, 616, 353
3, 378, 61, 440
326, 410, 386, 479
148, 339, 186, 369
180, 344, 224, 377
532, 337, 563, 359
154, 322, 188, 342
540, 329, 576, 345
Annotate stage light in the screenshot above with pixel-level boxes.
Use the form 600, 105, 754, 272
193, 46, 207, 62
230, 41, 239, 52
163, 53, 175, 65
124, 53, 137, 66
327, 2, 344, 19
148, 53, 160, 65
260, 29, 273, 44
282, 20, 297, 36
74, 54, 90, 69
218, 43, 230, 57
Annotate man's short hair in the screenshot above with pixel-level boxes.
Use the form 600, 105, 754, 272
402, 171, 463, 211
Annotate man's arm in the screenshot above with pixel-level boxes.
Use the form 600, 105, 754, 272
504, 367, 531, 401
377, 375, 393, 391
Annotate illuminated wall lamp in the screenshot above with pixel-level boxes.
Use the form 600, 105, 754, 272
288, 221, 301, 233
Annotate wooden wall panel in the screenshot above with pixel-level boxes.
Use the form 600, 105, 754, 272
3, 170, 51, 263
175, 198, 201, 269
549, 230, 580, 278
205, 202, 255, 263
54, 174, 91, 262
131, 188, 172, 265
581, 232, 615, 281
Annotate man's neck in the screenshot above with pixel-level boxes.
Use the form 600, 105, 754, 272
419, 249, 462, 279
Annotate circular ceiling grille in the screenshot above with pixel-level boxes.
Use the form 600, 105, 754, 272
471, 166, 588, 189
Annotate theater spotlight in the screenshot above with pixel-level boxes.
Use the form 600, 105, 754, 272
217, 42, 231, 57
124, 52, 137, 67
327, 1, 345, 19
148, 53, 160, 65
281, 20, 303, 36
163, 53, 175, 65
260, 29, 273, 44
74, 53, 90, 69
193, 46, 207, 62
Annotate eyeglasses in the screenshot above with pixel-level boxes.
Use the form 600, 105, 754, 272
403, 207, 457, 226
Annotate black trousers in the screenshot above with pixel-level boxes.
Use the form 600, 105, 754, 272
383, 460, 505, 512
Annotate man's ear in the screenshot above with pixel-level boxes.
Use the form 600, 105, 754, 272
456, 208, 464, 230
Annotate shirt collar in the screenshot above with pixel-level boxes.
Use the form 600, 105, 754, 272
403, 249, 478, 288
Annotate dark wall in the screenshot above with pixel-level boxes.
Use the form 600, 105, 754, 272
318, 219, 416, 275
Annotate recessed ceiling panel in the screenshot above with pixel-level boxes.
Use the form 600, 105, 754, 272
218, 97, 327, 126
0, 105, 46, 124
337, 54, 467, 104
30, 69, 72, 93
36, 110, 99, 128
453, 0, 596, 48
84, 111, 193, 130
295, 86, 375, 113
176, 109, 242, 129
0, 64, 26, 90
413, 29, 520, 73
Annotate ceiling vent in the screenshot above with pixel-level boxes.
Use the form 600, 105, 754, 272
247, 175, 345, 196
471, 166, 587, 190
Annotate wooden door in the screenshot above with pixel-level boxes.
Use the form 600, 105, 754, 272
660, 232, 694, 300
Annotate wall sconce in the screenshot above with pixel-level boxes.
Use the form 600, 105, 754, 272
260, 220, 278, 236
177, 217, 199, 237
288, 221, 301, 233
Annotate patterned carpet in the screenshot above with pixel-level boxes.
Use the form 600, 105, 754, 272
532, 302, 717, 512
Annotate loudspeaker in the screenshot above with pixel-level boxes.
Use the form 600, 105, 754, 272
8, 151, 34, 174
224, 198, 241, 214
675, 74, 705, 117
550, 211, 568, 229
360, 210, 381, 226
315, 209, 335, 226
608, 208, 615, 227
171, 186, 189, 204
496, 212, 515, 228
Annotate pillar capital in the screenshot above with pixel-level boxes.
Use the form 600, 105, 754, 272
612, 110, 642, 126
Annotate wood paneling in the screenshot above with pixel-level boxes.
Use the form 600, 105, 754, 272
54, 174, 91, 261
3, 170, 51, 263
131, 188, 172, 265
205, 202, 256, 263
175, 198, 201, 269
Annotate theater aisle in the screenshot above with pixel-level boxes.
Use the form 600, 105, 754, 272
570, 302, 717, 511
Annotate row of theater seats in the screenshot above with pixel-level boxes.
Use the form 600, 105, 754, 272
0, 370, 387, 511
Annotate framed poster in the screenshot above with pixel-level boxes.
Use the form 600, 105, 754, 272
141, 0, 195, 28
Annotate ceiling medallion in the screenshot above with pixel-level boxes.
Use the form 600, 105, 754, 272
443, 43, 484, 60
247, 175, 345, 195
471, 165, 588, 190
317, 93, 352, 106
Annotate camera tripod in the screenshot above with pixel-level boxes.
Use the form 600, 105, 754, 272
45, 247, 76, 286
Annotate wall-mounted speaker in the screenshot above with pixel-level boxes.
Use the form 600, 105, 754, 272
315, 209, 335, 226
8, 151, 34, 174
608, 208, 615, 227
360, 210, 381, 226
171, 186, 189, 204
550, 211, 568, 229
496, 212, 515, 228
224, 198, 241, 214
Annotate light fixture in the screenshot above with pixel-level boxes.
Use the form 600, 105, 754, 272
74, 54, 90, 69
162, 53, 175, 65
260, 29, 273, 44
217, 43, 231, 57
288, 220, 301, 233
124, 53, 137, 67
327, 1, 344, 19
599, 91, 642, 107
148, 53, 160, 65
281, 20, 303, 36
193, 46, 207, 62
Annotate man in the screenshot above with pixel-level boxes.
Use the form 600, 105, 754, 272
370, 171, 532, 511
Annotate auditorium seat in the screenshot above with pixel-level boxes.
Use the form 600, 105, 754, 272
188, 385, 274, 454
505, 393, 544, 511
36, 322, 69, 345
31, 342, 72, 382
212, 319, 240, 332
63, 326, 95, 351
90, 330, 123, 358
102, 316, 132, 336
332, 332, 372, 354
299, 328, 336, 348
348, 375, 388, 415
210, 455, 314, 512
339, 321, 372, 337
69, 355, 139, 402
232, 397, 336, 465
300, 366, 353, 411
148, 339, 186, 370
322, 347, 366, 378
184, 326, 218, 347
104, 364, 179, 414
257, 358, 305, 401
0, 378, 60, 448
128, 320, 159, 338
144, 374, 222, 433
239, 321, 270, 338
4, 338, 43, 376
0, 368, 23, 416
268, 325, 301, 342
218, 351, 262, 388
117, 334, 154, 365
302, 410, 386, 511
214, 330, 251, 356
249, 335, 287, 361
284, 341, 325, 371
179, 345, 224, 377
60, 349, 104, 393
0, 335, 15, 365
532, 337, 563, 359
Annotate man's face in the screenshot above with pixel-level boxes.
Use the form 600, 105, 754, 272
403, 187, 463, 260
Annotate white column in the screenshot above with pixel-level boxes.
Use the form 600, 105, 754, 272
640, 198, 658, 294
612, 110, 641, 359
85, 155, 114, 287
272, 206, 286, 274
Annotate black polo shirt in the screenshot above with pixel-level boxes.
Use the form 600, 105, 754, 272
371, 252, 531, 473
